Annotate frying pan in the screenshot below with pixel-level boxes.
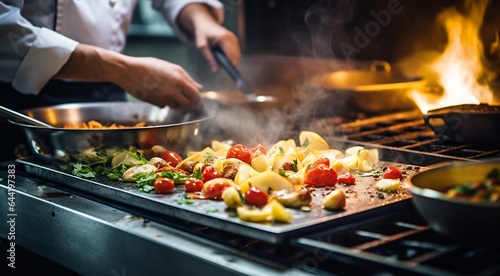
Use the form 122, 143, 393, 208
309, 61, 426, 112
423, 103, 500, 143
200, 90, 278, 111
8, 102, 212, 164
407, 158, 500, 241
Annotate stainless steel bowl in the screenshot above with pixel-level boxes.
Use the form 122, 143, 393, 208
10, 102, 212, 163
407, 159, 500, 241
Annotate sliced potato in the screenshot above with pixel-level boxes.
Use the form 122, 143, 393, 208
345, 146, 365, 156
339, 154, 358, 169
251, 154, 270, 172
263, 199, 293, 223
331, 160, 349, 176
374, 178, 401, 192
234, 163, 259, 187
239, 170, 293, 194
237, 206, 272, 222
267, 139, 297, 161
299, 131, 329, 151
357, 148, 379, 172
222, 186, 243, 209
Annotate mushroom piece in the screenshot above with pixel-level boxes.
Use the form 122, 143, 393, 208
274, 189, 312, 208
122, 164, 157, 182
149, 157, 168, 168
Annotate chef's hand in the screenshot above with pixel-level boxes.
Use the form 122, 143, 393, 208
54, 44, 202, 108
178, 3, 241, 72
119, 57, 202, 108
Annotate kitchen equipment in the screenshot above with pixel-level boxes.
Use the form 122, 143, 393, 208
9, 102, 212, 164
0, 104, 54, 128
309, 61, 426, 112
201, 90, 277, 111
211, 45, 253, 95
407, 158, 500, 241
423, 103, 500, 144
19, 155, 417, 244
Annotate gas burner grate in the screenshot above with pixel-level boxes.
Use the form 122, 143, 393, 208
301, 110, 500, 164
292, 207, 500, 276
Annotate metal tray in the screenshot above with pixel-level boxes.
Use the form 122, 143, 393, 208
19, 157, 423, 244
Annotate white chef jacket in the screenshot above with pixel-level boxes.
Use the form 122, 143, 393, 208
0, 0, 224, 96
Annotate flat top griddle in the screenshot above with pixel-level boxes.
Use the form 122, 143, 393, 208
19, 157, 424, 244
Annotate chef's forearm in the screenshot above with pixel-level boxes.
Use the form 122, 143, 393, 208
53, 44, 129, 86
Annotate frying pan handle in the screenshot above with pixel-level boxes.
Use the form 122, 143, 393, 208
212, 45, 241, 82
423, 113, 454, 140
211, 45, 253, 95
370, 60, 391, 72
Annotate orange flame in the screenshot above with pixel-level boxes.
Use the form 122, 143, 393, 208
410, 0, 494, 113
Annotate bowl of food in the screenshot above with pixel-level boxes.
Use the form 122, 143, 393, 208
9, 102, 212, 164
407, 159, 500, 241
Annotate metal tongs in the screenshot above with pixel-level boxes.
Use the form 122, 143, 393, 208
211, 45, 255, 98
0, 105, 53, 128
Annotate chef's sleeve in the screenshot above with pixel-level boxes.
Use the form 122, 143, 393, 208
151, 0, 224, 43
0, 1, 78, 95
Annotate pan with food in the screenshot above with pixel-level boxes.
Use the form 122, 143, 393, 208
8, 101, 212, 164
407, 158, 500, 241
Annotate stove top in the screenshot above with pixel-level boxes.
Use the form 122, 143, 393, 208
3, 106, 500, 275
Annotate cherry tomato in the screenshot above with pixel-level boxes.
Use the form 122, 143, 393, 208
161, 150, 182, 167
203, 182, 231, 199
312, 157, 330, 168
226, 144, 252, 164
383, 166, 403, 180
245, 186, 269, 206
250, 143, 267, 156
184, 178, 204, 192
337, 172, 355, 185
304, 165, 338, 187
202, 165, 222, 182
153, 177, 174, 193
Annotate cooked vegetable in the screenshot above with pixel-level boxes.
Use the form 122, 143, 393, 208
383, 166, 403, 180
322, 189, 346, 210
237, 206, 272, 222
275, 189, 312, 208
184, 178, 204, 192
226, 144, 253, 164
304, 165, 337, 187
122, 164, 157, 182
263, 199, 293, 223
202, 178, 235, 199
153, 177, 174, 193
444, 168, 500, 202
337, 172, 355, 185
239, 170, 294, 194
161, 150, 183, 167
375, 178, 402, 192
245, 186, 269, 206
222, 186, 244, 209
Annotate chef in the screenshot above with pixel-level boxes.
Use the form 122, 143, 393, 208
0, 0, 240, 161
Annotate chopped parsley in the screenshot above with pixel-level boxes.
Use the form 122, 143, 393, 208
302, 138, 310, 148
